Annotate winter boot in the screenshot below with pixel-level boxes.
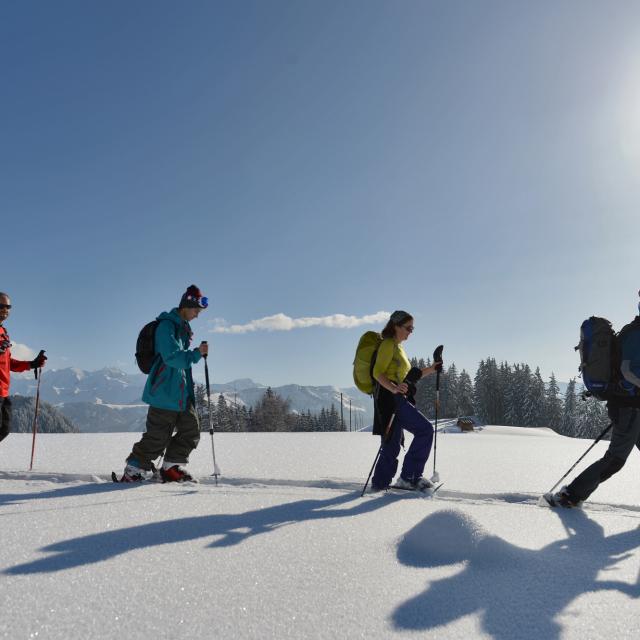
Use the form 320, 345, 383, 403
121, 460, 156, 483
160, 464, 197, 483
544, 486, 582, 509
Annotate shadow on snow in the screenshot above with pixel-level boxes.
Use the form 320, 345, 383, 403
392, 508, 640, 640
4, 491, 390, 574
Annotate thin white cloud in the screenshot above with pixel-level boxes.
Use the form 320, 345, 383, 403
210, 311, 391, 334
10, 342, 35, 360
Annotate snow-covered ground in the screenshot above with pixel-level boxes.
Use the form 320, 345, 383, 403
1, 426, 639, 639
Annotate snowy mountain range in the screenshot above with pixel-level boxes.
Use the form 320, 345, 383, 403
11, 368, 372, 432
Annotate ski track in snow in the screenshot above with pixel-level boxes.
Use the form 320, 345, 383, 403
2, 470, 640, 520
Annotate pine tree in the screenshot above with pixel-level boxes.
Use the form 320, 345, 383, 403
561, 378, 578, 436
216, 394, 231, 432
318, 407, 328, 432
194, 383, 207, 424
457, 370, 475, 416
442, 364, 459, 418
251, 387, 292, 431
545, 373, 562, 431
474, 358, 502, 424
415, 357, 435, 417
327, 404, 341, 431
573, 386, 609, 439
526, 367, 547, 427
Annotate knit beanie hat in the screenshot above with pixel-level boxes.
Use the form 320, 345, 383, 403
179, 285, 208, 309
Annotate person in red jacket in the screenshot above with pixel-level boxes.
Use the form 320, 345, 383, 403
0, 292, 47, 443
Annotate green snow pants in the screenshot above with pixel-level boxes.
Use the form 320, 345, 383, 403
128, 402, 200, 469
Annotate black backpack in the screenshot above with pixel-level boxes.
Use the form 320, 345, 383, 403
135, 321, 161, 374
575, 317, 618, 400
576, 316, 640, 400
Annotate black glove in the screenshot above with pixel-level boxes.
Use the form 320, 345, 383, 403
405, 367, 423, 385
0, 337, 10, 355
434, 361, 443, 372
30, 350, 47, 369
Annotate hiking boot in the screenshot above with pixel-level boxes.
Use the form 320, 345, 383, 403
160, 465, 197, 483
545, 486, 582, 509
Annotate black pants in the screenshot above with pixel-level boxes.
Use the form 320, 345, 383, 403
0, 397, 11, 443
567, 406, 640, 502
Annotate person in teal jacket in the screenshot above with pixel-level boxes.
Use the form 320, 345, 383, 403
122, 285, 209, 483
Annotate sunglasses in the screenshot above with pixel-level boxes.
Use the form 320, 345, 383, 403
0, 304, 11, 310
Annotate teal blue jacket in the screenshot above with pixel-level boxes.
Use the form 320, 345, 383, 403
142, 308, 203, 411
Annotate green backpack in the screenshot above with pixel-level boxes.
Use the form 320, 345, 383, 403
353, 331, 383, 394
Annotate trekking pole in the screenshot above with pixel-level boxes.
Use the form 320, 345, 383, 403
361, 411, 396, 497
202, 342, 221, 485
431, 345, 444, 483
543, 422, 612, 497
29, 365, 42, 471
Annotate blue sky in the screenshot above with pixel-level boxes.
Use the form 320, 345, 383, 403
2, 0, 640, 387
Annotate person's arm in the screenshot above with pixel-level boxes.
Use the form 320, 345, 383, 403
10, 350, 46, 372
620, 331, 640, 388
419, 363, 442, 378
156, 321, 203, 370
9, 358, 31, 373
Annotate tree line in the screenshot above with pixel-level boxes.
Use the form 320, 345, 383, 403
196, 356, 608, 439
410, 356, 608, 439
194, 385, 346, 432
8, 396, 79, 434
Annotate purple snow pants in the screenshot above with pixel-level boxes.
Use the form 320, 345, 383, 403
372, 395, 434, 490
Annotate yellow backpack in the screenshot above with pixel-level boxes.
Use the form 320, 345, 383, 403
353, 331, 383, 394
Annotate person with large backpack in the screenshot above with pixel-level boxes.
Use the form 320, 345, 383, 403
121, 285, 209, 482
547, 296, 640, 507
368, 310, 442, 492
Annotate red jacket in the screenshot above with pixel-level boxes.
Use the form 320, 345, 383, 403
0, 326, 31, 397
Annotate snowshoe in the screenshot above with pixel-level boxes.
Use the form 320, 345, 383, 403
393, 476, 434, 492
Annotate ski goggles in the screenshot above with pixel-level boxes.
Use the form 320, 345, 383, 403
185, 295, 209, 309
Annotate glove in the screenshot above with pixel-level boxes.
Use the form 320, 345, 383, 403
30, 350, 47, 369
434, 361, 443, 372
0, 337, 10, 355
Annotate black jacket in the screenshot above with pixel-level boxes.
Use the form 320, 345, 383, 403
372, 366, 422, 436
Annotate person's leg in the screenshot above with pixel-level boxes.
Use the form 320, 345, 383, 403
395, 398, 434, 483
567, 407, 640, 502
128, 406, 177, 470
372, 416, 403, 490
0, 397, 11, 443
163, 402, 200, 465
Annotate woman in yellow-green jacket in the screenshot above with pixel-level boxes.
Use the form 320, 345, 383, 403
371, 310, 442, 492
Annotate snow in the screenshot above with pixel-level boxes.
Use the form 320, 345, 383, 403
1, 426, 639, 639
